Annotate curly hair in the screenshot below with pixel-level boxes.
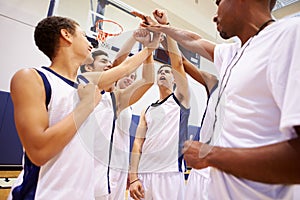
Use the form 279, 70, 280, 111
34, 16, 79, 61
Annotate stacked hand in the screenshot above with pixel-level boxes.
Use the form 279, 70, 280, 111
134, 28, 151, 47
132, 9, 169, 32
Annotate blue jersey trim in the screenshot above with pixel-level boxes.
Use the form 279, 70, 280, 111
12, 154, 40, 200
106, 92, 117, 194
178, 107, 190, 172
35, 69, 52, 109
148, 93, 190, 172
42, 66, 78, 88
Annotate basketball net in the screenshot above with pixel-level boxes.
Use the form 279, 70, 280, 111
95, 19, 123, 43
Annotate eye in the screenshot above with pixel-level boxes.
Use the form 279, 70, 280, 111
216, 0, 221, 6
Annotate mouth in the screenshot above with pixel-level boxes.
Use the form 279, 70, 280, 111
103, 67, 110, 71
88, 45, 93, 52
159, 76, 166, 80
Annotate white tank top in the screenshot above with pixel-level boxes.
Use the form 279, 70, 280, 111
139, 93, 190, 173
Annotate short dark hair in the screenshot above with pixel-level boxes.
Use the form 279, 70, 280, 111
34, 16, 79, 61
91, 49, 108, 60
80, 49, 109, 73
157, 64, 172, 74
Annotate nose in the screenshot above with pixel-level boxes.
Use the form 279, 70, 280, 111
86, 35, 99, 48
213, 15, 218, 23
107, 61, 113, 68
103, 61, 113, 71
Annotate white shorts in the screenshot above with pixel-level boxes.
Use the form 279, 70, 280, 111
129, 172, 185, 200
184, 168, 210, 200
109, 168, 128, 200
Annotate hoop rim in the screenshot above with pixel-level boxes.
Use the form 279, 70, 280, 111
95, 19, 124, 42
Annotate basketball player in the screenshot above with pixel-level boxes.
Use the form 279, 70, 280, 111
129, 28, 190, 199
155, 12, 219, 200
81, 28, 160, 199
9, 16, 160, 199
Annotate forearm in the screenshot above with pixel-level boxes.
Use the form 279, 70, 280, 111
166, 35, 183, 72
112, 34, 136, 67
130, 141, 143, 180
182, 57, 206, 85
120, 55, 154, 108
104, 47, 154, 89
142, 54, 155, 83
130, 120, 147, 180
160, 25, 215, 61
84, 47, 154, 90
207, 135, 300, 184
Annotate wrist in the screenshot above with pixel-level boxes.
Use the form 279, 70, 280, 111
130, 178, 140, 185
204, 145, 220, 168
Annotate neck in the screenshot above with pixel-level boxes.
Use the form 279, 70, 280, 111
255, 19, 275, 35
240, 18, 275, 45
159, 87, 172, 101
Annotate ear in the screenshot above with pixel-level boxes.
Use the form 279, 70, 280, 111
85, 64, 95, 72
60, 29, 72, 43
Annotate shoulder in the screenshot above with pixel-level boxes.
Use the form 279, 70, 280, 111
10, 68, 45, 107
269, 17, 300, 37
11, 68, 42, 90
277, 17, 300, 29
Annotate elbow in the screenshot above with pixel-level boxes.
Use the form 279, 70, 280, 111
143, 82, 154, 91
27, 154, 48, 167
26, 149, 51, 166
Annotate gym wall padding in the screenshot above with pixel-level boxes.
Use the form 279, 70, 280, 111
0, 91, 23, 168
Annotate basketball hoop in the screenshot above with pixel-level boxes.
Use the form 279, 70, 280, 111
95, 19, 123, 43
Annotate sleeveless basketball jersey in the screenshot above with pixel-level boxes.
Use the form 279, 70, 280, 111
76, 74, 118, 197
110, 107, 132, 171
10, 67, 95, 200
138, 93, 190, 173
94, 91, 117, 197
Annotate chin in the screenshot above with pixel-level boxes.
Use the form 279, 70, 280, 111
83, 55, 93, 65
220, 31, 230, 40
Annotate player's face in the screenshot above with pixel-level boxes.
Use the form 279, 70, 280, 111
92, 55, 112, 72
213, 0, 240, 39
157, 66, 174, 89
73, 26, 93, 63
117, 72, 137, 89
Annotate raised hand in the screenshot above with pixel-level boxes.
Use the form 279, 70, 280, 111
152, 9, 169, 25
146, 31, 162, 50
134, 28, 151, 47
131, 11, 163, 32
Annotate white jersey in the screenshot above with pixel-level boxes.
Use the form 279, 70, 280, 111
110, 107, 132, 171
10, 67, 95, 200
185, 84, 219, 200
108, 107, 132, 200
139, 93, 190, 173
209, 17, 300, 199
94, 91, 116, 197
